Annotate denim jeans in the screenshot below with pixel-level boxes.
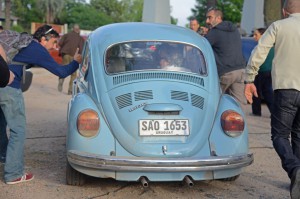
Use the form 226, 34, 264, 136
271, 89, 300, 178
0, 86, 26, 182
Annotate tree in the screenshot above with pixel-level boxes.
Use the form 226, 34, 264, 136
90, 0, 143, 23
5, 0, 11, 29
207, 0, 217, 8
0, 0, 3, 13
264, 0, 282, 27
122, 0, 143, 22
8, 0, 144, 31
59, 1, 113, 30
90, 0, 126, 23
36, 0, 65, 24
11, 0, 44, 31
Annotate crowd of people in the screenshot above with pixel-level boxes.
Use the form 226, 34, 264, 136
1, 0, 300, 198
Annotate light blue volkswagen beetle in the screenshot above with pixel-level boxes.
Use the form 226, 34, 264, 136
66, 22, 253, 186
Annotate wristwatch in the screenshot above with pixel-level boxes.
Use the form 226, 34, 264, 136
244, 80, 254, 84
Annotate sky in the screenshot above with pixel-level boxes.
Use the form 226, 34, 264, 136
170, 0, 196, 27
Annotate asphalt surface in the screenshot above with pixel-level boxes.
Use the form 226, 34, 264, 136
0, 68, 291, 199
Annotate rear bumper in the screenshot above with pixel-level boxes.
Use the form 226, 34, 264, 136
67, 150, 253, 172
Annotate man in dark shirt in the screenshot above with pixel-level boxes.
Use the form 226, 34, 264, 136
205, 8, 246, 105
58, 24, 85, 95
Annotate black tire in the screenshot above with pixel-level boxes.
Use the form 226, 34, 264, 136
220, 174, 240, 181
66, 161, 86, 186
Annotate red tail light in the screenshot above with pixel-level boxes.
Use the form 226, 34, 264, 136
77, 109, 100, 137
221, 110, 244, 137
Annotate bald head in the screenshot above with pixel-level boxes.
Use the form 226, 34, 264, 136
284, 0, 300, 14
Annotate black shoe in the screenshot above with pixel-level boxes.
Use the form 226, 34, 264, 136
291, 168, 300, 199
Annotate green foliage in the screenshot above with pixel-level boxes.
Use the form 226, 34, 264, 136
59, 1, 113, 30
10, 25, 24, 32
36, 0, 65, 23
191, 0, 244, 26
9, 0, 165, 31
11, 0, 44, 32
171, 17, 178, 25
90, 0, 143, 23
122, 0, 143, 22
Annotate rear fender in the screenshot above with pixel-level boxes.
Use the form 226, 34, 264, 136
67, 93, 115, 156
209, 94, 249, 156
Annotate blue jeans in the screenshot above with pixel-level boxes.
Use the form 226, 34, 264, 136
271, 89, 300, 178
0, 86, 26, 182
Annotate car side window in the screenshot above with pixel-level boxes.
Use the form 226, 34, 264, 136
80, 42, 90, 79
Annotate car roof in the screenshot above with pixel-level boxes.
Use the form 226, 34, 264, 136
88, 22, 209, 48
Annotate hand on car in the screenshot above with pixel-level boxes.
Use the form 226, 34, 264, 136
73, 48, 82, 64
244, 83, 258, 104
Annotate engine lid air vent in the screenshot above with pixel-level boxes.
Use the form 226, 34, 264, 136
171, 91, 189, 101
134, 90, 153, 101
115, 93, 132, 109
113, 72, 204, 87
191, 94, 204, 109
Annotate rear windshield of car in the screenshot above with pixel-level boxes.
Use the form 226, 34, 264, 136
105, 41, 207, 76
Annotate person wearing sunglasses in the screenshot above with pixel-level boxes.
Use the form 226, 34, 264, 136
0, 24, 82, 185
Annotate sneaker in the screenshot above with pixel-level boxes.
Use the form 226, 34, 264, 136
6, 173, 34, 185
290, 168, 300, 199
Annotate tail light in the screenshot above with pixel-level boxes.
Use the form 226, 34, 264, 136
221, 110, 244, 137
77, 109, 100, 137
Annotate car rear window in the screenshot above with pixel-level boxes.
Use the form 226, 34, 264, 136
105, 41, 207, 76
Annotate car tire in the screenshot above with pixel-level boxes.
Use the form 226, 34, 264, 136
220, 174, 240, 181
66, 161, 86, 186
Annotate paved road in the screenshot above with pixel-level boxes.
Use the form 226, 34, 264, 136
0, 68, 291, 199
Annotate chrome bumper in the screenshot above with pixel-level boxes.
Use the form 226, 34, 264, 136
67, 150, 253, 172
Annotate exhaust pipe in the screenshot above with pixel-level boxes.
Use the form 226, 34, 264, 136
139, 176, 149, 188
184, 176, 194, 187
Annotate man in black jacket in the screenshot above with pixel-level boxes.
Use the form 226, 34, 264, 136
205, 8, 246, 105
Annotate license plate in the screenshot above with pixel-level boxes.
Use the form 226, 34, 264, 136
139, 119, 189, 136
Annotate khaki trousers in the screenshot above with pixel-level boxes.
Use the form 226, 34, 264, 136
58, 54, 77, 93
